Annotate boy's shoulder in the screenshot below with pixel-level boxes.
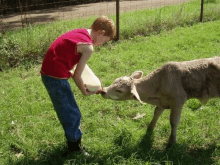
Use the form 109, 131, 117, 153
64, 28, 88, 36
60, 29, 93, 45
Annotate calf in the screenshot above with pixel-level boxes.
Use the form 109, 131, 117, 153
101, 57, 220, 145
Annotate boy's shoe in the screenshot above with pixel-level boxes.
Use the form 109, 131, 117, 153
62, 138, 91, 157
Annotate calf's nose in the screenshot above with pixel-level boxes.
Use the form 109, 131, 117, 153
101, 91, 106, 95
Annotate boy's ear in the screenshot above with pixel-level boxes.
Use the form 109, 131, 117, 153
99, 30, 105, 35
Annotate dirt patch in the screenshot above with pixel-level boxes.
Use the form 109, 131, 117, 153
0, 0, 192, 31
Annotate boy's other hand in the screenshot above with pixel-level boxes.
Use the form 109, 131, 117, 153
84, 84, 97, 96
96, 88, 103, 94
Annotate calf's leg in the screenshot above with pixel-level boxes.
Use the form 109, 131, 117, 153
148, 106, 165, 130
168, 99, 185, 146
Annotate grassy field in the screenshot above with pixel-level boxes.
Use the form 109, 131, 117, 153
1, 20, 220, 164
1, 0, 220, 164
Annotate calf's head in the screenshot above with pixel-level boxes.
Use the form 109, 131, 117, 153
101, 71, 146, 104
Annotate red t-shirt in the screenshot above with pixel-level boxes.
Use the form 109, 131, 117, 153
41, 29, 93, 79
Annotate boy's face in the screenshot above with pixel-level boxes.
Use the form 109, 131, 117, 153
93, 30, 111, 47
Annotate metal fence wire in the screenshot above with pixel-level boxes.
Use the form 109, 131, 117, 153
0, 0, 213, 40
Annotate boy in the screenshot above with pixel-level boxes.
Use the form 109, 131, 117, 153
41, 16, 115, 156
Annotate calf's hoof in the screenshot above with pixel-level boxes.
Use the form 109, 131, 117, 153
147, 128, 154, 133
167, 136, 176, 148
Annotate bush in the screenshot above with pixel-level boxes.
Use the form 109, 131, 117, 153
0, 37, 23, 71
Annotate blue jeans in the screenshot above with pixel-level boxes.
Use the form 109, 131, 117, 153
41, 75, 82, 142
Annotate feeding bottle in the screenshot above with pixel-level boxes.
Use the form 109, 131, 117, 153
71, 64, 102, 93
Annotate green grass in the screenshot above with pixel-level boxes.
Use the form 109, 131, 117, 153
1, 0, 220, 164
1, 0, 220, 70
1, 18, 220, 164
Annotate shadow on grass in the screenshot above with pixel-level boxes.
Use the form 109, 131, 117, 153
11, 145, 66, 165
98, 130, 218, 165
12, 131, 218, 165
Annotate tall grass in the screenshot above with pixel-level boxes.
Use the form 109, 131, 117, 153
1, 0, 220, 70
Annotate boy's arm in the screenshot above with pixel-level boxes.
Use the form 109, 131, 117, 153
72, 44, 94, 96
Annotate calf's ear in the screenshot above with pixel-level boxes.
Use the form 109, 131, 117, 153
131, 82, 146, 105
131, 71, 143, 79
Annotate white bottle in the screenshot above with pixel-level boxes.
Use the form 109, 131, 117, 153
71, 64, 102, 93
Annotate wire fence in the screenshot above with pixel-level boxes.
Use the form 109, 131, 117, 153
0, 0, 218, 37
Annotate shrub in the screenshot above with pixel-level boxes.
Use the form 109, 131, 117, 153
0, 37, 23, 71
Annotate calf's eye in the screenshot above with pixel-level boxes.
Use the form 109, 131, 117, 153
115, 90, 123, 93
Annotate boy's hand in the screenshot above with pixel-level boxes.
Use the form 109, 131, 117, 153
84, 85, 103, 95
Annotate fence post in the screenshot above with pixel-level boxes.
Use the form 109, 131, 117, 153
200, 0, 204, 22
115, 0, 120, 41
